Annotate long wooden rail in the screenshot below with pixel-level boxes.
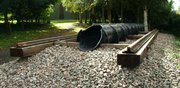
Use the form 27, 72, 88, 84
117, 30, 159, 68
10, 35, 76, 57
11, 34, 141, 57
17, 35, 76, 47
10, 30, 158, 68
126, 30, 157, 53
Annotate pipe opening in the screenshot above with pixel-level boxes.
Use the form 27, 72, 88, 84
78, 25, 102, 51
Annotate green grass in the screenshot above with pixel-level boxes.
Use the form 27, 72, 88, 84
0, 27, 58, 48
51, 20, 78, 23
0, 20, 84, 49
0, 27, 77, 48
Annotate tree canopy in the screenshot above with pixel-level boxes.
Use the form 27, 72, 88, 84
0, 0, 57, 24
0, 0, 179, 33
60, 0, 174, 28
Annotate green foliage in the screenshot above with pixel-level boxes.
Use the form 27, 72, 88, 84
60, 0, 98, 23
149, 0, 172, 25
0, 0, 178, 33
61, 0, 97, 13
168, 12, 180, 36
0, 0, 58, 25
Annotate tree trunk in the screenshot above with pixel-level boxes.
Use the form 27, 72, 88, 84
11, 17, 14, 24
59, 3, 64, 19
137, 7, 140, 23
4, 12, 11, 34
79, 13, 82, 23
47, 18, 50, 24
31, 19, 33, 23
120, 0, 124, 22
102, 7, 105, 23
4, 12, 8, 26
107, 9, 112, 23
85, 11, 88, 24
21, 20, 24, 30
144, 5, 148, 32
89, 12, 92, 24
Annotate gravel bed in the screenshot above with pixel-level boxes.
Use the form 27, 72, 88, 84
0, 33, 179, 88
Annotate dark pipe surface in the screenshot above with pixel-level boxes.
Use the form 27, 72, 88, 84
78, 23, 144, 51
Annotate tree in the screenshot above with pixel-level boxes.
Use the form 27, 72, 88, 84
61, 0, 97, 23
0, 0, 58, 32
127, 0, 172, 32
0, 0, 11, 33
10, 0, 57, 24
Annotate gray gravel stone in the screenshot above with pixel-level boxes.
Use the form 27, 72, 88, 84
0, 33, 179, 87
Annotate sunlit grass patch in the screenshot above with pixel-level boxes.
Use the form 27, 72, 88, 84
51, 20, 77, 23
52, 23, 76, 29
51, 20, 86, 33
74, 27, 85, 32
0, 20, 4, 23
0, 20, 17, 24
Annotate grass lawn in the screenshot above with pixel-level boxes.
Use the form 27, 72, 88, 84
0, 20, 86, 49
51, 20, 78, 23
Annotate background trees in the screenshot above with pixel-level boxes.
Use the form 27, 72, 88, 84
61, 0, 98, 23
0, 0, 57, 33
0, 0, 179, 34
10, 0, 57, 24
60, 0, 174, 28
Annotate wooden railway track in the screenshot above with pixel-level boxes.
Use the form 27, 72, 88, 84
117, 30, 159, 68
16, 35, 76, 47
10, 30, 158, 68
10, 35, 77, 57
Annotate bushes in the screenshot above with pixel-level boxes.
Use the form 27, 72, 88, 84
0, 0, 57, 24
170, 14, 180, 36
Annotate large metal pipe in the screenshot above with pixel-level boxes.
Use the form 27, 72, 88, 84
77, 23, 144, 51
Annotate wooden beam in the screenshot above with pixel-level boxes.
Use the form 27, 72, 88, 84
117, 30, 158, 68
10, 42, 54, 57
126, 30, 156, 53
17, 35, 76, 47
